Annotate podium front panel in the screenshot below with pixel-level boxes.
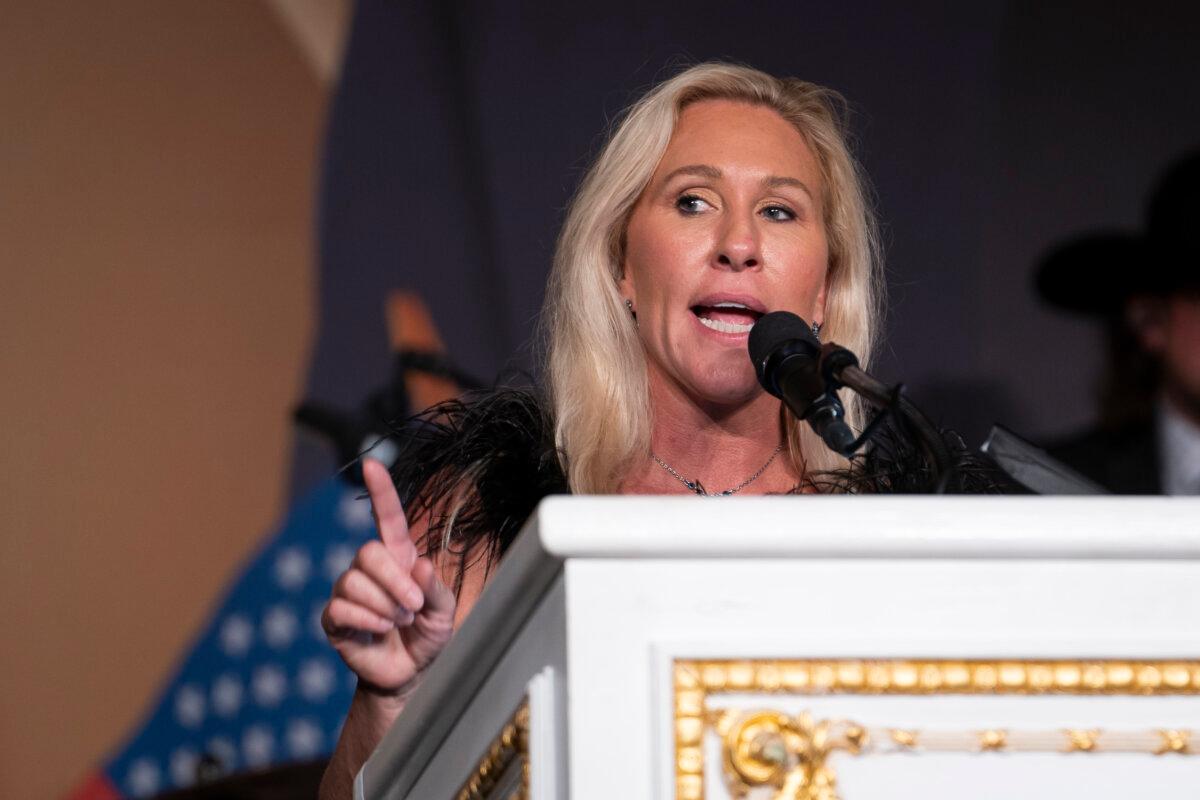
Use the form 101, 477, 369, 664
564, 557, 1200, 799
360, 496, 1200, 800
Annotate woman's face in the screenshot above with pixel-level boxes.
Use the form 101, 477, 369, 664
620, 99, 830, 408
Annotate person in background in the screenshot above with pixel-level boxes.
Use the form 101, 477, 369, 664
1037, 149, 1200, 495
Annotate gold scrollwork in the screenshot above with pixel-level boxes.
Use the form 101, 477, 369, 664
455, 700, 530, 800
718, 710, 866, 800
674, 659, 1200, 800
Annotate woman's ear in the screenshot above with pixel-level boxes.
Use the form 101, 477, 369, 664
813, 270, 831, 329
617, 268, 635, 310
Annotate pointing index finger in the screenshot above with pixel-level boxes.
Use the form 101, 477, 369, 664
362, 458, 413, 563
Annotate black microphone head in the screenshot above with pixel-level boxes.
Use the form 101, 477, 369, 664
748, 311, 819, 396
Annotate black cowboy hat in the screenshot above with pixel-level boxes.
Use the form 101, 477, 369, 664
1035, 148, 1200, 316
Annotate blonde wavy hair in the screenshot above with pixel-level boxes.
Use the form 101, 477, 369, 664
543, 62, 883, 494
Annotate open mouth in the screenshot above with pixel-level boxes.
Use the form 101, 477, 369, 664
690, 302, 764, 334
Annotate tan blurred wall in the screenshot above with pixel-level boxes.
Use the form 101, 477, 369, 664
0, 3, 325, 797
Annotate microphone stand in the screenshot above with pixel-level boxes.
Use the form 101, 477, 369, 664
817, 344, 960, 494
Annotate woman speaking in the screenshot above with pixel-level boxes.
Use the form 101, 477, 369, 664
317, 62, 972, 798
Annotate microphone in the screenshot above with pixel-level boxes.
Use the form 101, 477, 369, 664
749, 311, 960, 491
748, 311, 857, 455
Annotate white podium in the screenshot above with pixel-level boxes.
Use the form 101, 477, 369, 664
357, 496, 1200, 800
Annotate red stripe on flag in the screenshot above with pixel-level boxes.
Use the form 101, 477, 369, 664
63, 770, 123, 800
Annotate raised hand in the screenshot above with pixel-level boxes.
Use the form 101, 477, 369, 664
321, 459, 456, 697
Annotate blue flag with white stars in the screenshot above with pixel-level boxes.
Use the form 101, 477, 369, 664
94, 478, 373, 798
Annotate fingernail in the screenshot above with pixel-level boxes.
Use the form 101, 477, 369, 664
394, 608, 414, 626
406, 588, 424, 609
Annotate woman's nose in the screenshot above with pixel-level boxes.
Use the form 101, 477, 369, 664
714, 211, 761, 271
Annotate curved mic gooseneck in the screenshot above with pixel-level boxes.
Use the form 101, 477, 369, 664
748, 311, 959, 493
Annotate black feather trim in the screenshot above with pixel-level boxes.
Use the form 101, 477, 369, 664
807, 412, 1025, 494
386, 389, 568, 592
385, 389, 1020, 591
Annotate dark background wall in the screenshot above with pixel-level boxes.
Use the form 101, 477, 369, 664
295, 0, 1200, 493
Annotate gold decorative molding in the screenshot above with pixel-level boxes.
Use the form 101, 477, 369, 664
715, 710, 854, 800
710, 709, 1198, 800
1157, 729, 1191, 755
1065, 728, 1100, 752
455, 700, 530, 800
674, 659, 1200, 800
978, 729, 1007, 751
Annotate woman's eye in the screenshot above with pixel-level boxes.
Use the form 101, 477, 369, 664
675, 194, 712, 215
762, 204, 796, 222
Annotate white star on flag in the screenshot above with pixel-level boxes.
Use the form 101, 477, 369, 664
252, 664, 288, 707
262, 605, 299, 649
337, 490, 374, 530
273, 547, 312, 590
169, 748, 199, 788
323, 544, 356, 582
286, 718, 323, 758
173, 684, 205, 728
298, 658, 336, 701
211, 673, 244, 717
219, 614, 254, 656
205, 736, 238, 773
126, 758, 160, 797
242, 724, 275, 768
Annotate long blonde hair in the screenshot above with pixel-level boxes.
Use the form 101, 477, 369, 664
543, 62, 883, 493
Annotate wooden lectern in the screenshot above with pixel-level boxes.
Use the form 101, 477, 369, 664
357, 496, 1200, 799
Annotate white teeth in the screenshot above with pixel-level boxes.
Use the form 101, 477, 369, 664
698, 316, 754, 334
713, 302, 751, 309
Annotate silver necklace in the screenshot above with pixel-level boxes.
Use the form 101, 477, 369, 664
652, 444, 784, 496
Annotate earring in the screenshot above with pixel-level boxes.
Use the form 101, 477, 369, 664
625, 298, 636, 320
811, 321, 822, 339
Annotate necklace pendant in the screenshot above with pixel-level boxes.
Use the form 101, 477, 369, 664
652, 444, 783, 497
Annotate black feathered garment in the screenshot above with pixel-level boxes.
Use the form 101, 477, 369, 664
386, 388, 1017, 594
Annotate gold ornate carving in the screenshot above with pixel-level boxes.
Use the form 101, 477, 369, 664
713, 710, 1199, 799
674, 659, 1200, 799
1065, 728, 1100, 752
716, 710, 871, 800
978, 729, 1008, 751
1156, 729, 1192, 755
455, 701, 530, 800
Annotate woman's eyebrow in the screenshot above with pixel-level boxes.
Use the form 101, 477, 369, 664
661, 165, 813, 201
661, 164, 722, 183
763, 174, 814, 199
